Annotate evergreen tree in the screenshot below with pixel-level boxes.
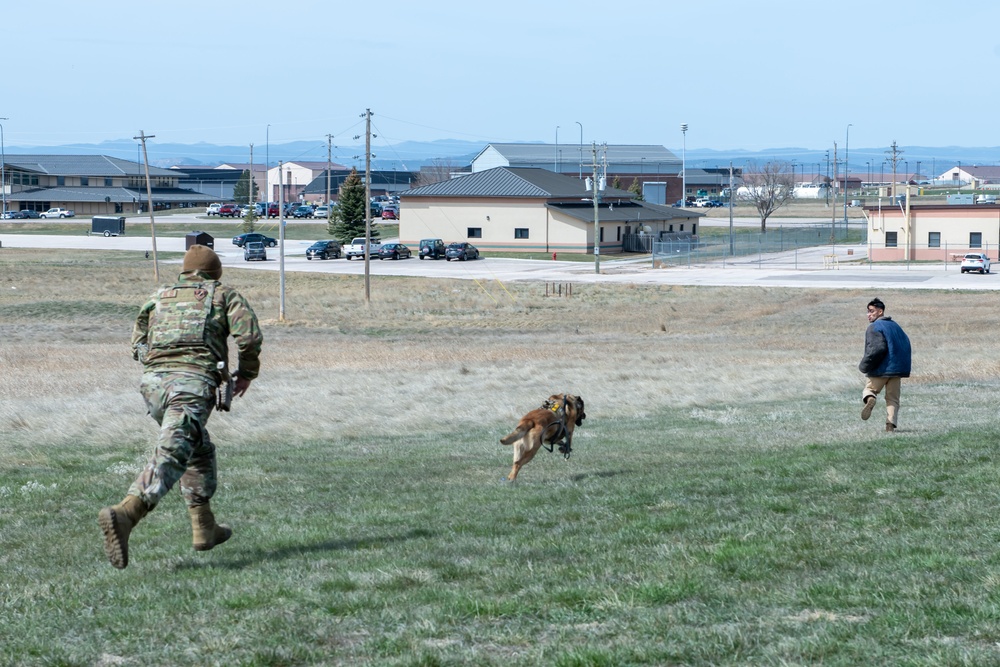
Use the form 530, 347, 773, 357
612, 176, 622, 190
232, 170, 259, 206
628, 177, 644, 201
332, 168, 379, 243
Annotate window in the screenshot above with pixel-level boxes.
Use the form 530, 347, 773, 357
885, 232, 897, 248
57, 176, 65, 186
514, 228, 529, 239
105, 177, 113, 187
679, 224, 684, 232
970, 232, 983, 248
668, 224, 674, 232
599, 227, 604, 242
468, 227, 482, 238
691, 223, 696, 235
616, 226, 621, 241
928, 232, 940, 248
80, 176, 88, 186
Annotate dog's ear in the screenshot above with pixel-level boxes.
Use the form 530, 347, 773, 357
574, 396, 586, 425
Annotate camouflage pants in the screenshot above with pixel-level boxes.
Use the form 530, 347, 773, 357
128, 372, 218, 509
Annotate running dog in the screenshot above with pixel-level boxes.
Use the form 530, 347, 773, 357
500, 394, 586, 481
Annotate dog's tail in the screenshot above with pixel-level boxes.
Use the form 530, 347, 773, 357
499, 428, 525, 446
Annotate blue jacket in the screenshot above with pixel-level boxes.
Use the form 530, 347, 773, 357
859, 316, 911, 378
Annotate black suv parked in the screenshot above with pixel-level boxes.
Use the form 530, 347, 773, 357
419, 238, 446, 260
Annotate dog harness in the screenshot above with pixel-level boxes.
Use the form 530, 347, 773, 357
541, 395, 572, 459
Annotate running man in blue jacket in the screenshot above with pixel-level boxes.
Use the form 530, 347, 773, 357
859, 297, 912, 433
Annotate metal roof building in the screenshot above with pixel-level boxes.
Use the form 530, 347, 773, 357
3, 154, 215, 215
400, 167, 702, 254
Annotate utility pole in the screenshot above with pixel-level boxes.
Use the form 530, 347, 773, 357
843, 124, 852, 225
831, 141, 838, 242
278, 160, 285, 322
326, 133, 333, 209
885, 141, 903, 199
133, 130, 159, 282
0, 118, 7, 218
824, 149, 830, 207
591, 142, 601, 274
364, 109, 373, 303
248, 143, 254, 210
728, 162, 735, 256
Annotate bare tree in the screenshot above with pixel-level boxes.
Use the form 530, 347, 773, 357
413, 159, 457, 188
738, 160, 795, 233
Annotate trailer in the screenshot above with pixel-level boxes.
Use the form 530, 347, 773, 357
91, 216, 125, 237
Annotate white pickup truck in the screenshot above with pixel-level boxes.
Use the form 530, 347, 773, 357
40, 207, 75, 218
344, 236, 382, 260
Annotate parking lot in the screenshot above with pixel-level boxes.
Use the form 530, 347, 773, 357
1, 211, 997, 291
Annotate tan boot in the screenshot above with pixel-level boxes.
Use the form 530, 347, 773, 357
188, 502, 232, 551
98, 495, 149, 570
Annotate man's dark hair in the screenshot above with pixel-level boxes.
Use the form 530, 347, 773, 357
868, 297, 885, 311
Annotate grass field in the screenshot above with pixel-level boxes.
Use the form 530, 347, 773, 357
3, 248, 1000, 665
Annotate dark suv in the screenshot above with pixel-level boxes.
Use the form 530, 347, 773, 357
232, 232, 278, 248
305, 240, 342, 260
419, 238, 446, 260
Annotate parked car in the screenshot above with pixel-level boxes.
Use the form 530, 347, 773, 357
378, 243, 412, 260
218, 204, 240, 218
381, 206, 398, 220
313, 205, 331, 219
445, 242, 480, 261
960, 253, 991, 274
244, 241, 267, 262
205, 203, 222, 216
418, 238, 446, 260
2, 210, 18, 219
40, 207, 75, 218
18, 210, 41, 219
292, 205, 314, 219
267, 203, 280, 218
232, 232, 278, 248
305, 240, 342, 260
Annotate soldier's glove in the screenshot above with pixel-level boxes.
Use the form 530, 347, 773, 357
216, 377, 235, 412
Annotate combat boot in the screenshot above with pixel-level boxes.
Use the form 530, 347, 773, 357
98, 495, 149, 570
188, 502, 232, 551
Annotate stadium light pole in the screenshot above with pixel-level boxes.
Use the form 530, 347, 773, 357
680, 123, 688, 205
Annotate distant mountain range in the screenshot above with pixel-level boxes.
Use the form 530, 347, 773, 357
5, 139, 999, 177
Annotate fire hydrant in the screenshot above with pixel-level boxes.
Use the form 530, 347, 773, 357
552, 252, 557, 261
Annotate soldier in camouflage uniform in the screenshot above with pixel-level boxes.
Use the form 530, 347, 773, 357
98, 245, 263, 569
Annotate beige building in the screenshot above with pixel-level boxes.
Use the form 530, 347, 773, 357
264, 161, 346, 204
399, 167, 702, 254
864, 197, 1000, 262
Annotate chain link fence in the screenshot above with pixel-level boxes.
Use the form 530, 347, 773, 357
650, 224, 864, 269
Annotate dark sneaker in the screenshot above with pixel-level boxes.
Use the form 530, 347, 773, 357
885, 422, 896, 433
861, 396, 876, 421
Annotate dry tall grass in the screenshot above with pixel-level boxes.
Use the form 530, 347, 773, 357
1, 248, 996, 459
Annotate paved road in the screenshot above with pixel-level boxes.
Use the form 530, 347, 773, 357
1, 219, 995, 291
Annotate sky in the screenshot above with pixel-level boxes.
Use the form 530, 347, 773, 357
3, 0, 998, 159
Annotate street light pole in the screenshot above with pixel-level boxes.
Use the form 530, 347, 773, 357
680, 123, 688, 205
575, 121, 583, 179
265, 124, 270, 207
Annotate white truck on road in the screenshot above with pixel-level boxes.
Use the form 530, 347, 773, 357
344, 236, 382, 260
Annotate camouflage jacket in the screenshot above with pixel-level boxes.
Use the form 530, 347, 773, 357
132, 270, 263, 381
